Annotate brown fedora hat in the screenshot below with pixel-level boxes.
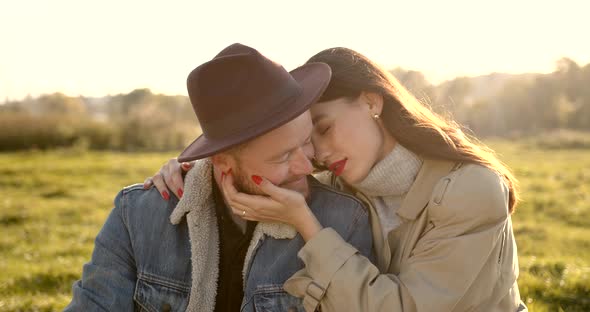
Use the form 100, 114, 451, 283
178, 43, 331, 162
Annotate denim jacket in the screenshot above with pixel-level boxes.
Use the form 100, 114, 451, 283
65, 159, 372, 312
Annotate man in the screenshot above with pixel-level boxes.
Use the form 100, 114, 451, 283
65, 43, 373, 312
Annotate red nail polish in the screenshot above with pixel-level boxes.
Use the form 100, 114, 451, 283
182, 163, 190, 169
251, 175, 263, 185
162, 191, 170, 201
178, 188, 184, 198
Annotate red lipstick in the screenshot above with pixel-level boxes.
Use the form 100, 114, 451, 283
328, 158, 347, 176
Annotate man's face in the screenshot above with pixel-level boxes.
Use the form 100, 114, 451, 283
223, 111, 315, 198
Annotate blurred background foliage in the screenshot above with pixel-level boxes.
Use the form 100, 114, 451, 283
0, 88, 199, 152
2, 57, 590, 152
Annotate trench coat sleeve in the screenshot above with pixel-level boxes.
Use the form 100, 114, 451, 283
284, 166, 512, 312
64, 190, 137, 311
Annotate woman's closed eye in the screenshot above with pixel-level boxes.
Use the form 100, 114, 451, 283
318, 124, 331, 135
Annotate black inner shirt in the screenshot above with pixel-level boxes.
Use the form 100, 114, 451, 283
212, 177, 256, 312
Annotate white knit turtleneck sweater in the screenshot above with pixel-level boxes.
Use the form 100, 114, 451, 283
352, 144, 423, 240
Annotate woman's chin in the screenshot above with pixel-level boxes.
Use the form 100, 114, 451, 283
339, 170, 363, 185
341, 166, 374, 185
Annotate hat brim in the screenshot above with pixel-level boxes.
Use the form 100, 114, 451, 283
177, 62, 331, 162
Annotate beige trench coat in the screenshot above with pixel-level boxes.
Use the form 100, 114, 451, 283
284, 159, 525, 312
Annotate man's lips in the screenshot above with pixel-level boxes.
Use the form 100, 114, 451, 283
328, 158, 347, 176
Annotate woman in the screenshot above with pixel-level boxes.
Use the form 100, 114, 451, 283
146, 47, 527, 311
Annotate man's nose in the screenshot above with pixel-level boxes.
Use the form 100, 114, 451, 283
290, 148, 314, 176
314, 148, 330, 167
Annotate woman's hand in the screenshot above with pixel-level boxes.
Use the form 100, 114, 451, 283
221, 172, 322, 241
143, 158, 194, 200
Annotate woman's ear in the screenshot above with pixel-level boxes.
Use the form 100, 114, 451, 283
362, 91, 384, 116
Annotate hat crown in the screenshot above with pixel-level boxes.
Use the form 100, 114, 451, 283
187, 44, 301, 139
178, 43, 331, 162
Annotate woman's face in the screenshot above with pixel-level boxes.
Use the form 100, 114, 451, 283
310, 94, 395, 184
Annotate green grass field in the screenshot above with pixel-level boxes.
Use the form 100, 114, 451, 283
1, 143, 589, 311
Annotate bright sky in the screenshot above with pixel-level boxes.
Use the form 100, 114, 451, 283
1, 0, 589, 100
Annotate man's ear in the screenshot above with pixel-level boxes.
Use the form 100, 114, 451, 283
362, 91, 384, 116
211, 153, 234, 173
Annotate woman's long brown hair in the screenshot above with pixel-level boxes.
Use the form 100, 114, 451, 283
308, 47, 519, 213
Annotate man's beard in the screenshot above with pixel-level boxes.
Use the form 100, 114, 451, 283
231, 166, 263, 195
232, 165, 310, 198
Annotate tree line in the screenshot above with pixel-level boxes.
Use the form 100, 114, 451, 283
393, 57, 590, 137
1, 57, 589, 151
0, 89, 199, 151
